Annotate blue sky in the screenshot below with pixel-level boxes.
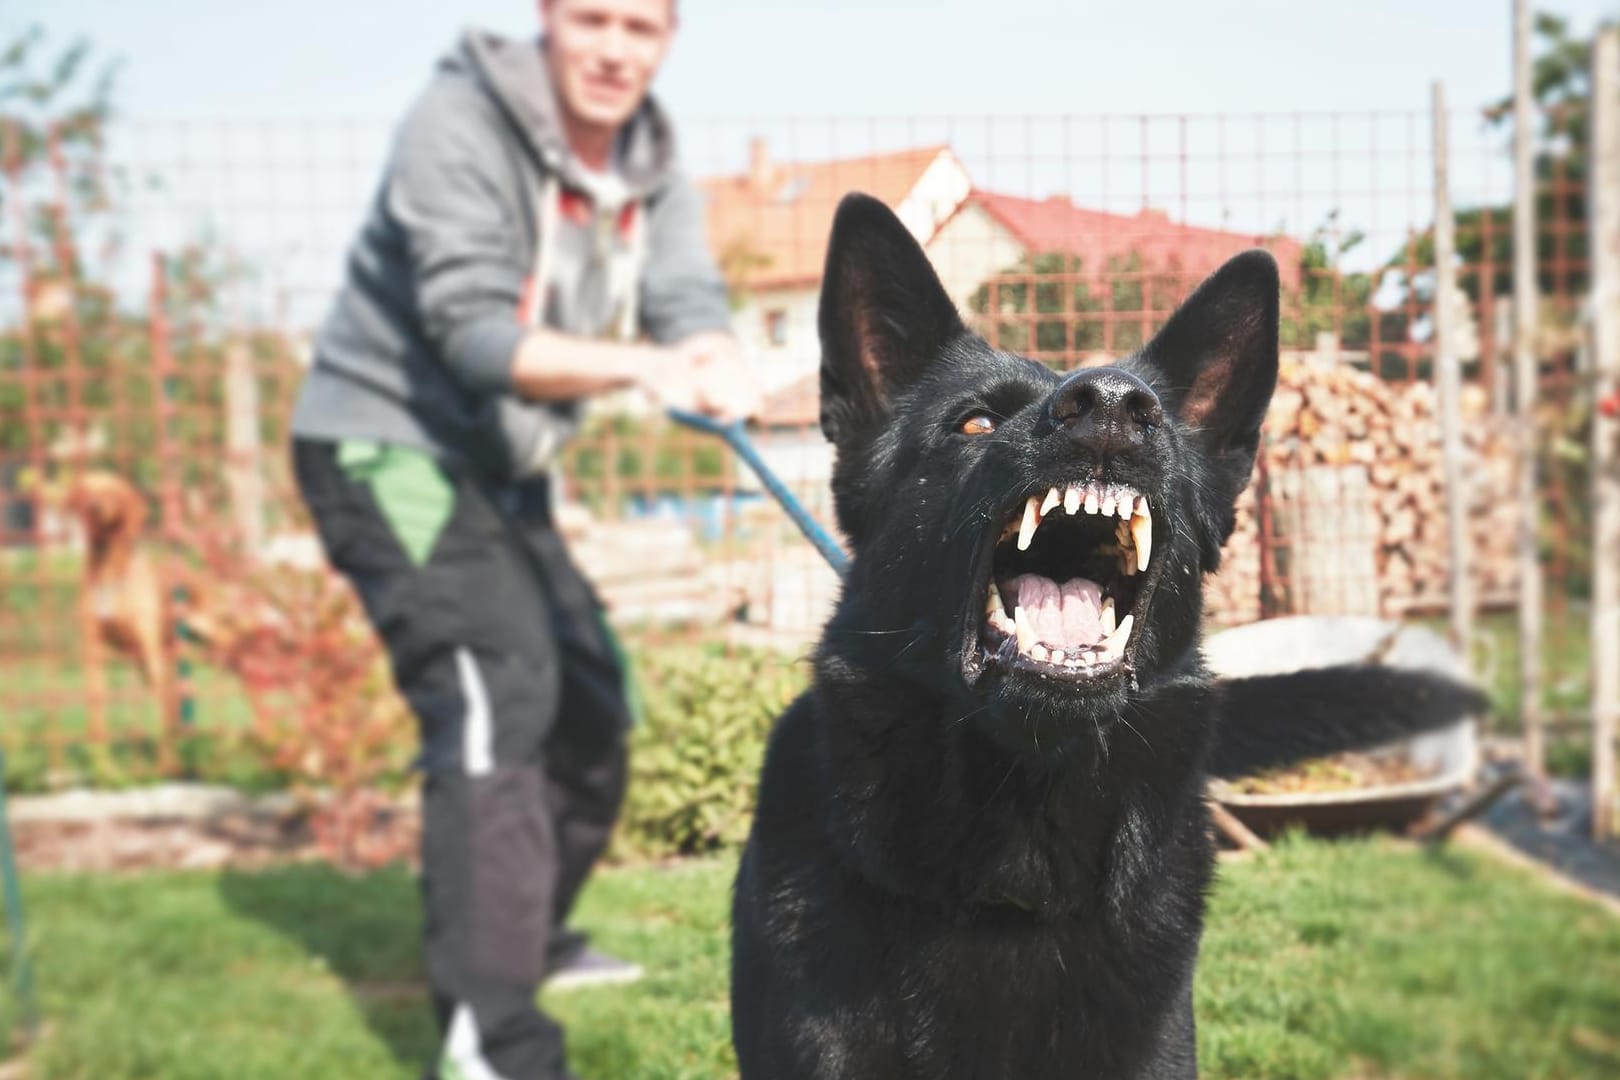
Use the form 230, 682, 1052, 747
10, 1, 1619, 122
5, 1, 1618, 322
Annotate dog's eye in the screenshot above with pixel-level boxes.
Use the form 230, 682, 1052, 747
959, 414, 997, 436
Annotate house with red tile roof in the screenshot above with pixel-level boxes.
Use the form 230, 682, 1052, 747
699, 141, 1303, 430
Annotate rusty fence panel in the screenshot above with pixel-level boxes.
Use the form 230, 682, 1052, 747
0, 107, 1597, 786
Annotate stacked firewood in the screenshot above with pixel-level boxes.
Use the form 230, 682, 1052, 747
1205, 362, 1518, 624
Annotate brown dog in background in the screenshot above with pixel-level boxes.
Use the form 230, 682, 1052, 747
64, 472, 172, 730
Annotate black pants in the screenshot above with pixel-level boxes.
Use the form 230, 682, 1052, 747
294, 439, 629, 1080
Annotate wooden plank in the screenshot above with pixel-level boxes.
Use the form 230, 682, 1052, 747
1589, 27, 1620, 841
223, 340, 264, 557
1208, 801, 1270, 854
1283, 465, 1380, 616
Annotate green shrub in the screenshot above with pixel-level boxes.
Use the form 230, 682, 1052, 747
616, 643, 807, 858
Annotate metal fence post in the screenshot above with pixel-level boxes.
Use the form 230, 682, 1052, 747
1512, 0, 1546, 786
1588, 26, 1620, 841
1432, 82, 1474, 664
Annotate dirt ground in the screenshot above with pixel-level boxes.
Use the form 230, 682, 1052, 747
8, 790, 420, 873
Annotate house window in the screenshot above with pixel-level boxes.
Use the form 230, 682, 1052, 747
765, 309, 789, 346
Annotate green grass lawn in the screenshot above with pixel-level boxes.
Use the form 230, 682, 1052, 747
4, 836, 1619, 1079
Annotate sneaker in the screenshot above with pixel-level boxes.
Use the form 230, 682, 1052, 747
544, 945, 643, 992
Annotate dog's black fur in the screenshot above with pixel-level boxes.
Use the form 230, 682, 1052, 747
730, 194, 1488, 1079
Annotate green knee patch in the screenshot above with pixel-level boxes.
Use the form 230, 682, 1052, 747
338, 440, 455, 567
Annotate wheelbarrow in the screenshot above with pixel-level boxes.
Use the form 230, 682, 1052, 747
1203, 615, 1481, 835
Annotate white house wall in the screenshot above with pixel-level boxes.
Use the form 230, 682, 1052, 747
925, 202, 1030, 312
732, 285, 822, 393
894, 149, 974, 244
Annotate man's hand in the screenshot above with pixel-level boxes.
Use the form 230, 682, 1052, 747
643, 332, 763, 422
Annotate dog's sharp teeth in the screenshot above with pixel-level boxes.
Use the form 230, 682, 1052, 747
1116, 492, 1135, 520
1018, 496, 1040, 551
1084, 486, 1100, 515
1064, 485, 1081, 515
986, 582, 1002, 617
1030, 643, 1049, 662
1051, 648, 1065, 664
1131, 499, 1152, 572
1041, 487, 1061, 515
1014, 604, 1036, 653
1101, 597, 1116, 637
1103, 613, 1135, 660
1100, 489, 1116, 517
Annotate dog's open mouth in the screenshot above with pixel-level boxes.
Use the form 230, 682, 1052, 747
980, 481, 1154, 681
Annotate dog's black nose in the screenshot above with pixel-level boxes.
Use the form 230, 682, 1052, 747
1049, 368, 1164, 455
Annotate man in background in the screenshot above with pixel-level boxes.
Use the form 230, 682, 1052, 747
290, 2, 753, 1077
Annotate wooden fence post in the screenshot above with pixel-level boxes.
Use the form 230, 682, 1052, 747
223, 339, 265, 556
1588, 26, 1620, 841
1432, 82, 1474, 663
1512, 0, 1546, 786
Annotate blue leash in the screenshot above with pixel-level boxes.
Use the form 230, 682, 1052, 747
666, 409, 848, 577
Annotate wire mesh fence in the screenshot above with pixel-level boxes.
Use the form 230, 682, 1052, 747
0, 101, 1599, 787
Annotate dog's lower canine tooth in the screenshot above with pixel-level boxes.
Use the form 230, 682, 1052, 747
1131, 501, 1152, 572
1102, 598, 1116, 636
1013, 604, 1035, 653
1105, 613, 1135, 658
1041, 488, 1060, 515
1064, 485, 1081, 515
986, 583, 1001, 616
1018, 497, 1040, 551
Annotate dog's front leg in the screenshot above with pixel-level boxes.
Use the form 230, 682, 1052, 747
1135, 975, 1199, 1079
79, 598, 109, 745
734, 993, 906, 1080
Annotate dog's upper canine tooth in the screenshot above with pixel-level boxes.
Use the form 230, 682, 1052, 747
1041, 487, 1061, 516
1064, 485, 1081, 515
1018, 496, 1040, 551
1131, 498, 1152, 572
1084, 486, 1100, 515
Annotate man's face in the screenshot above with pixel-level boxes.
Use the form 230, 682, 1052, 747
542, 0, 674, 131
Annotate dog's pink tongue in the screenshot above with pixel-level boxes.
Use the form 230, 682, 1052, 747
1007, 574, 1104, 646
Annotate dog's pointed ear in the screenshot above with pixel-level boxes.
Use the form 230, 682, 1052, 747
818, 193, 964, 446
1139, 249, 1279, 478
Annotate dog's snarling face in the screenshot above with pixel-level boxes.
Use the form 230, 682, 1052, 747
817, 194, 1278, 748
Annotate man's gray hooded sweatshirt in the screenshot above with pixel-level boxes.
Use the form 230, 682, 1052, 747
291, 30, 731, 482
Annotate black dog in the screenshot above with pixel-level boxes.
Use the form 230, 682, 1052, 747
729, 194, 1486, 1079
